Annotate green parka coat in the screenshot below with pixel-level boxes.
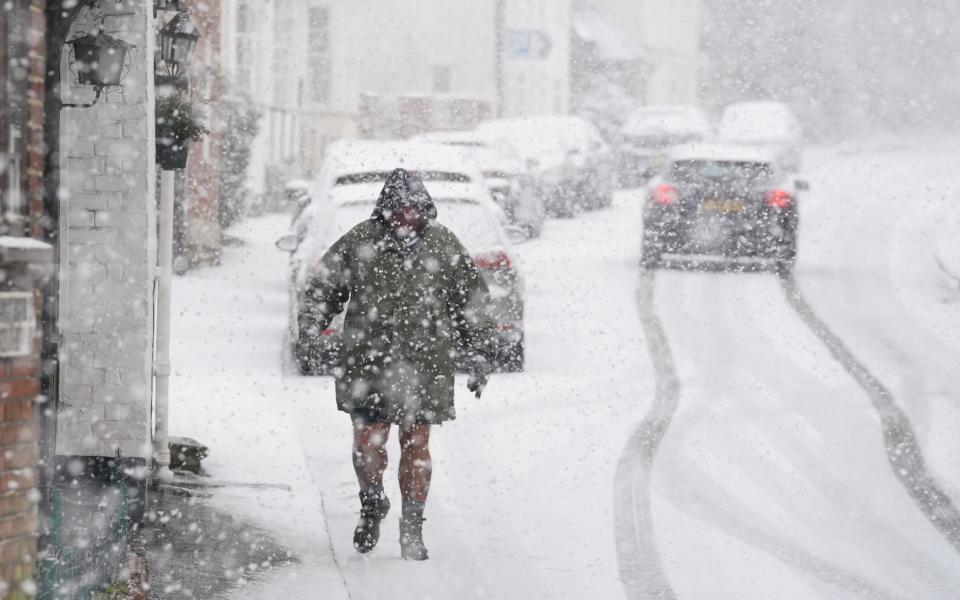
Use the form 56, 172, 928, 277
302, 213, 494, 425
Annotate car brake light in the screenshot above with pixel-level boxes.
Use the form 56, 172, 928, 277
764, 189, 793, 208
653, 183, 677, 205
475, 251, 511, 269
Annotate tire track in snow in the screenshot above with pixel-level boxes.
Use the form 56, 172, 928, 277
780, 273, 960, 554
614, 269, 678, 600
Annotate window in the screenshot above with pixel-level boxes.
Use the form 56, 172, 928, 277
432, 65, 451, 93
307, 7, 331, 104
236, 1, 254, 89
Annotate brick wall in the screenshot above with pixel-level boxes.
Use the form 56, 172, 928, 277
0, 309, 43, 597
181, 0, 224, 267
55, 0, 157, 460
0, 0, 49, 596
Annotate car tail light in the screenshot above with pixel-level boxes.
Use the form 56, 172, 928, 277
652, 183, 677, 205
475, 251, 512, 270
764, 189, 793, 208
320, 328, 337, 336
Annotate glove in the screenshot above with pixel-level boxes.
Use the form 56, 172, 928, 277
466, 355, 491, 399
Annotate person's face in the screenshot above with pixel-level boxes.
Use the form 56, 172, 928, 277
387, 205, 426, 238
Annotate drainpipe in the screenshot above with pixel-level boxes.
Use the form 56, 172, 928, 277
153, 169, 175, 484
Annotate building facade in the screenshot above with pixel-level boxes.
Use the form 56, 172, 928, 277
53, 0, 157, 470
222, 0, 505, 196
177, 0, 224, 269
0, 2, 51, 595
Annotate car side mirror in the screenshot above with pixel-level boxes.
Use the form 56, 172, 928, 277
794, 179, 810, 192
275, 234, 299, 253
503, 225, 528, 244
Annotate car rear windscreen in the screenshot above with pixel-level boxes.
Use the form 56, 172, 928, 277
335, 171, 471, 185
668, 160, 774, 188
333, 199, 501, 253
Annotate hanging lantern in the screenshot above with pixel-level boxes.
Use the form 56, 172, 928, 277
159, 12, 200, 71
69, 31, 134, 88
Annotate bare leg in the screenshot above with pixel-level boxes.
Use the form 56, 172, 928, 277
353, 421, 391, 490
398, 423, 431, 559
398, 423, 431, 503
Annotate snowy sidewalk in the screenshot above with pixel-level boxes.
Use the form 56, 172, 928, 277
167, 195, 654, 599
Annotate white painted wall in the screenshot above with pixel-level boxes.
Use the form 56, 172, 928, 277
502, 0, 572, 116
57, 0, 157, 459
593, 0, 701, 105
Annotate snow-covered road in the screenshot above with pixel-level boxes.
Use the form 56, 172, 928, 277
168, 138, 960, 599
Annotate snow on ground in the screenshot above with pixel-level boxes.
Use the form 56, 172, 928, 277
798, 138, 960, 500
170, 194, 653, 599
168, 138, 960, 599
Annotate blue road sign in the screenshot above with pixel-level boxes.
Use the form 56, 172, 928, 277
505, 29, 552, 60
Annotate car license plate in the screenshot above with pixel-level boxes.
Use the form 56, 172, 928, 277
702, 199, 745, 214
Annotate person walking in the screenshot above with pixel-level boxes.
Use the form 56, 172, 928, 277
300, 168, 494, 560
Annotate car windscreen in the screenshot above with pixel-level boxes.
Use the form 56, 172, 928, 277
668, 160, 775, 189
335, 171, 471, 185
333, 199, 501, 252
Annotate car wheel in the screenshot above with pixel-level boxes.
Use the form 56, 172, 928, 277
641, 234, 663, 269
774, 235, 797, 277
499, 340, 524, 372
295, 339, 316, 376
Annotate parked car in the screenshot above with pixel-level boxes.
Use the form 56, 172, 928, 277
278, 141, 526, 375
717, 101, 803, 172
477, 116, 615, 217
617, 105, 710, 187
640, 143, 809, 273
284, 179, 312, 221
411, 130, 546, 237
288, 140, 504, 281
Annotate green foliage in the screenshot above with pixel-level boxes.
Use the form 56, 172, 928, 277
156, 94, 210, 143
90, 581, 128, 600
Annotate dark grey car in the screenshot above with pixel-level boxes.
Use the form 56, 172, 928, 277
641, 144, 808, 273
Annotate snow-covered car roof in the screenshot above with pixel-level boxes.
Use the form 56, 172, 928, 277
668, 143, 779, 164
622, 105, 710, 137
321, 140, 484, 183
718, 101, 802, 143
410, 131, 524, 174
477, 116, 605, 164
284, 179, 311, 191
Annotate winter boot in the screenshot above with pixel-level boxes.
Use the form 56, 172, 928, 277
353, 486, 391, 553
399, 502, 429, 560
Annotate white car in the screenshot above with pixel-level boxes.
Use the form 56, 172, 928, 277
289, 140, 503, 284
279, 141, 526, 374
618, 105, 710, 186
477, 116, 615, 217
718, 101, 803, 172
411, 130, 546, 237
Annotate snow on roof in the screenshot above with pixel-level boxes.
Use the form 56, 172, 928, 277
573, 7, 646, 62
668, 143, 778, 164
622, 105, 710, 136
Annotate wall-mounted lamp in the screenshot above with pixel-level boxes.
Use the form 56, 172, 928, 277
61, 30, 135, 109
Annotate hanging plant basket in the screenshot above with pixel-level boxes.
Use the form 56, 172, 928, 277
155, 94, 208, 170
156, 129, 190, 169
